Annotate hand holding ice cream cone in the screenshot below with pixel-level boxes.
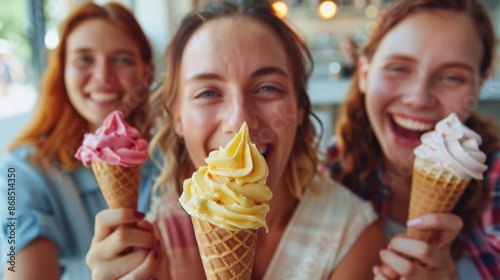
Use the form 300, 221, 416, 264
407, 113, 488, 242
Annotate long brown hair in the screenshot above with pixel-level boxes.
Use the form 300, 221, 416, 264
149, 0, 321, 197
334, 0, 498, 260
8, 2, 153, 170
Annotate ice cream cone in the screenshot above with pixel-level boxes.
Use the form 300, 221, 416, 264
91, 161, 140, 209
192, 217, 257, 280
406, 157, 469, 242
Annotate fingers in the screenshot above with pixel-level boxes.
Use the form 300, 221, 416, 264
379, 249, 424, 278
101, 226, 157, 258
406, 214, 463, 248
373, 265, 398, 280
94, 209, 147, 242
120, 249, 161, 280
87, 210, 157, 275
387, 237, 433, 264
91, 248, 153, 279
379, 248, 457, 280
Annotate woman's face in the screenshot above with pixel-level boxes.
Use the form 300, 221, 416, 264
358, 11, 484, 172
174, 16, 302, 191
65, 19, 148, 130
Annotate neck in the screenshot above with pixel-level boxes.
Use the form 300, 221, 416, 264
382, 161, 412, 223
265, 182, 298, 231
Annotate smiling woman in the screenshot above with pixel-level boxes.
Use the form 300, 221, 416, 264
0, 2, 156, 280
64, 18, 149, 130
323, 0, 500, 279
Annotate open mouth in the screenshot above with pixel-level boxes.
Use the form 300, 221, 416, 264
87, 92, 122, 104
256, 144, 270, 160
389, 113, 434, 143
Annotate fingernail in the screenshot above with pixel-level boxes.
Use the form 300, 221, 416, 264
134, 211, 145, 219
372, 265, 380, 274
407, 218, 422, 227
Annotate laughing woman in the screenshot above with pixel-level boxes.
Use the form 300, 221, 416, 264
323, 0, 500, 279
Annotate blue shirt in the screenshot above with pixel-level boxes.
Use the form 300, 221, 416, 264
0, 146, 158, 279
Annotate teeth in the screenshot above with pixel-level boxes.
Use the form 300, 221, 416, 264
90, 93, 119, 102
257, 146, 268, 155
393, 115, 433, 131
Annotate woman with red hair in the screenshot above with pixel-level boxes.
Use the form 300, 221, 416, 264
0, 2, 155, 279
324, 0, 499, 279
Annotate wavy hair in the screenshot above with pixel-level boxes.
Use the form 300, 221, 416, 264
8, 2, 153, 170
334, 0, 498, 260
149, 0, 321, 197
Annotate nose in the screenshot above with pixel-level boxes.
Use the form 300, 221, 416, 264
93, 59, 115, 83
401, 78, 437, 108
222, 94, 258, 134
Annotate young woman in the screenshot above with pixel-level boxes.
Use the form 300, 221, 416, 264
85, 1, 386, 279
0, 3, 155, 279
323, 0, 499, 279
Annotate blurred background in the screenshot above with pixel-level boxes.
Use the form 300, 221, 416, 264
0, 0, 499, 151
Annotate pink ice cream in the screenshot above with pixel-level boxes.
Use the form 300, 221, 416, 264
75, 111, 148, 167
413, 113, 487, 180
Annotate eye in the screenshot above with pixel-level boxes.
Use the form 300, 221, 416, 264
441, 75, 465, 83
258, 85, 278, 93
388, 65, 407, 73
74, 55, 93, 66
115, 56, 135, 65
196, 90, 217, 98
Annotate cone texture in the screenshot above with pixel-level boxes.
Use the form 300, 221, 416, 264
407, 157, 469, 242
91, 161, 140, 209
192, 217, 257, 280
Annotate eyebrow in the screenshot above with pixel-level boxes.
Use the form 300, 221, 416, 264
250, 66, 288, 78
382, 54, 417, 63
383, 54, 474, 72
69, 48, 136, 56
186, 66, 288, 84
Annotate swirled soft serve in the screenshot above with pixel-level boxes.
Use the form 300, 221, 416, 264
179, 122, 272, 231
413, 113, 487, 180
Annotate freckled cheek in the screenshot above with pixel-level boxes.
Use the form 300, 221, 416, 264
180, 107, 214, 149
369, 75, 401, 99
442, 88, 478, 118
259, 103, 298, 131
117, 69, 143, 89
64, 67, 87, 91
183, 109, 213, 129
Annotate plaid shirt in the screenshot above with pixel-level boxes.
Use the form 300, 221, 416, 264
323, 140, 500, 280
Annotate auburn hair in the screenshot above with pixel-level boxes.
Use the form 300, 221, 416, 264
8, 2, 153, 170
334, 0, 498, 260
149, 0, 321, 197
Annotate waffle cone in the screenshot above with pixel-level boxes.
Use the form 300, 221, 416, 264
91, 161, 140, 209
191, 217, 257, 280
407, 157, 469, 242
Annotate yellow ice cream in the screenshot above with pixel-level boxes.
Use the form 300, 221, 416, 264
179, 122, 272, 231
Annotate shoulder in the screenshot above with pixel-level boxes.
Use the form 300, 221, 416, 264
486, 145, 500, 165
0, 146, 46, 181
484, 145, 500, 194
485, 145, 500, 180
1, 145, 35, 164
303, 176, 377, 226
311, 176, 368, 205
